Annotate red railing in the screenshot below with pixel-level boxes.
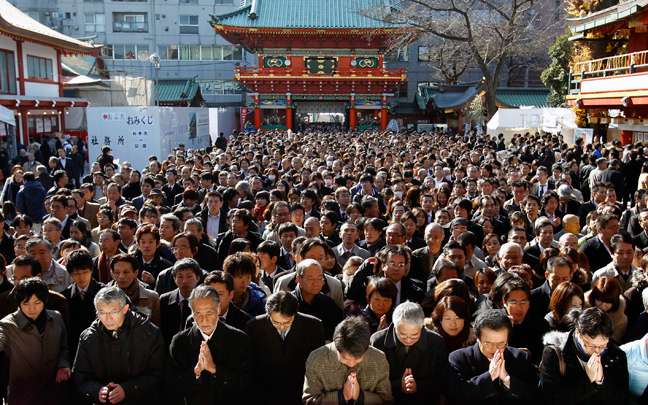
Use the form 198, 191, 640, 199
235, 66, 407, 78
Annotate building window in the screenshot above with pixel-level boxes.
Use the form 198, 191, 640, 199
418, 46, 433, 62
180, 45, 200, 60
26, 56, 53, 80
385, 47, 408, 62
159, 45, 243, 61
180, 0, 198, 3
158, 45, 179, 60
26, 12, 39, 21
214, 0, 234, 3
113, 13, 148, 33
179, 15, 199, 34
85, 13, 105, 33
110, 44, 148, 59
0, 50, 16, 94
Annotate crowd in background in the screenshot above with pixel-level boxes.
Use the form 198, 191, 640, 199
0, 128, 644, 404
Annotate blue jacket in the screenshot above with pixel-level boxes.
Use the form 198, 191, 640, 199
621, 333, 648, 400
16, 181, 46, 222
242, 282, 266, 317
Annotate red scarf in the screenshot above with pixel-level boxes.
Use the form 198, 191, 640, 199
98, 253, 113, 284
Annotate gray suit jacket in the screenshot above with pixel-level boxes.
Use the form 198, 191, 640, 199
333, 243, 370, 267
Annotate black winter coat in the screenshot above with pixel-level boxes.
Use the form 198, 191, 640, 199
73, 311, 166, 404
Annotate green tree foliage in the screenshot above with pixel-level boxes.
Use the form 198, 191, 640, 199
541, 31, 573, 107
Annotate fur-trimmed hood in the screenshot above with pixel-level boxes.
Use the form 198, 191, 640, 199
543, 330, 569, 349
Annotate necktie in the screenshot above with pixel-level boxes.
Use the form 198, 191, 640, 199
539, 184, 545, 197
179, 300, 186, 331
78, 289, 85, 301
280, 330, 286, 340
342, 251, 352, 260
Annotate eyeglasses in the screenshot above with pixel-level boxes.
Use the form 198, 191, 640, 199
386, 262, 406, 269
270, 319, 294, 327
506, 300, 529, 307
96, 309, 122, 317
71, 270, 92, 277
480, 341, 507, 350
302, 277, 325, 284
173, 246, 191, 252
579, 335, 608, 351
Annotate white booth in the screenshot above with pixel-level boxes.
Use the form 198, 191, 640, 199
487, 108, 577, 144
87, 106, 210, 170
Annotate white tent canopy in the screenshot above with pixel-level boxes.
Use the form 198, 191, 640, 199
487, 108, 577, 144
0, 105, 15, 126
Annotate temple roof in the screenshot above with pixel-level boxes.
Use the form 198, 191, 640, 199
0, 0, 101, 55
417, 83, 550, 110
568, 0, 648, 38
156, 78, 203, 104
211, 0, 398, 30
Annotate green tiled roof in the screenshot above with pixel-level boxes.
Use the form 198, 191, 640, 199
496, 87, 550, 108
417, 83, 482, 110
211, 0, 399, 29
417, 83, 550, 110
156, 78, 203, 103
393, 102, 421, 115
569, 0, 648, 35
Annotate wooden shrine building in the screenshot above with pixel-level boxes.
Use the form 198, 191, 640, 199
210, 0, 407, 131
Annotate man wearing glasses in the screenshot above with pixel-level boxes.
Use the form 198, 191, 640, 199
292, 259, 342, 341
540, 307, 630, 405
246, 291, 325, 404
73, 286, 165, 405
448, 310, 538, 404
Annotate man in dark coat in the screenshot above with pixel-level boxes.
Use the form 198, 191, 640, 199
448, 310, 538, 405
246, 291, 325, 404
370, 302, 449, 405
62, 250, 105, 361
579, 213, 618, 273
166, 285, 254, 404
73, 286, 166, 405
539, 307, 630, 405
159, 259, 201, 348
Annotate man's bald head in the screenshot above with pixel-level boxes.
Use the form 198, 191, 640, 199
562, 214, 581, 236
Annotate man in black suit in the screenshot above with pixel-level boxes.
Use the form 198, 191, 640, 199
159, 258, 201, 348
577, 182, 608, 227
216, 209, 263, 262
56, 148, 76, 187
197, 190, 227, 240
204, 271, 252, 331
163, 168, 184, 206
166, 284, 254, 404
256, 240, 285, 291
447, 310, 538, 404
600, 159, 624, 203
632, 211, 648, 250
246, 291, 325, 404
532, 166, 555, 197
370, 302, 449, 405
579, 213, 618, 273
184, 218, 222, 271
292, 259, 343, 341
62, 250, 105, 361
524, 217, 559, 259
530, 256, 573, 317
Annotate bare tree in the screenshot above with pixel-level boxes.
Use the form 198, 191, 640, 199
362, 0, 561, 119
421, 39, 474, 84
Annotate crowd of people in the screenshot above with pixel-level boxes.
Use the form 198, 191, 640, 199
0, 128, 645, 404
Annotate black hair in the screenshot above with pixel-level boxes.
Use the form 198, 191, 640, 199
333, 316, 370, 358
576, 307, 614, 338
257, 240, 281, 259
65, 250, 93, 274
204, 270, 234, 292
12, 255, 42, 276
474, 309, 513, 339
265, 291, 299, 317
172, 258, 202, 278
15, 277, 49, 306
